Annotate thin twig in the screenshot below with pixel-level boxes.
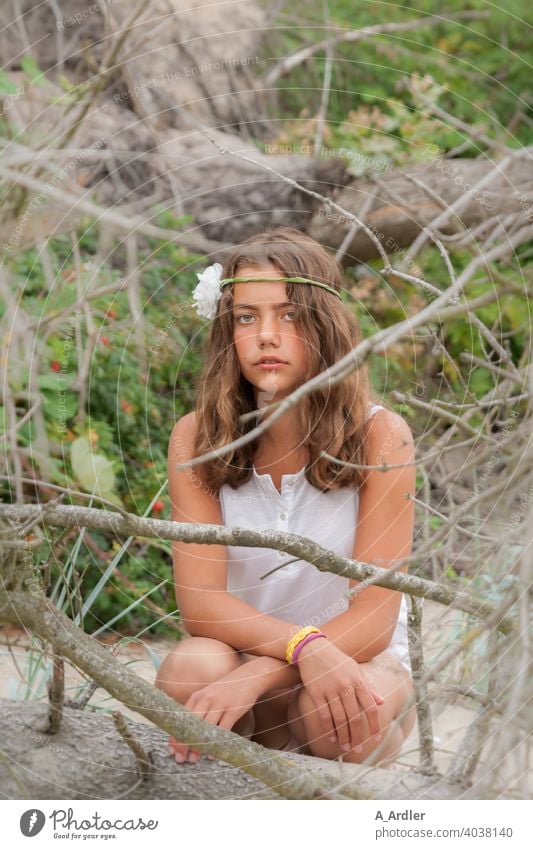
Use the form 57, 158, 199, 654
0, 164, 229, 258
407, 596, 435, 774
112, 709, 154, 782
263, 11, 490, 85
313, 0, 333, 156
46, 651, 64, 735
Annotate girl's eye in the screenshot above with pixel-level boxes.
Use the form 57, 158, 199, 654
236, 311, 297, 324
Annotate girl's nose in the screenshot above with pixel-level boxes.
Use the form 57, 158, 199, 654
257, 315, 282, 341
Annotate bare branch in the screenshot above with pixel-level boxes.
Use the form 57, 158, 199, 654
264, 12, 490, 86
0, 502, 516, 634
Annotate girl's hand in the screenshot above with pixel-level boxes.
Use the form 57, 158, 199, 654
168, 664, 263, 764
296, 638, 385, 752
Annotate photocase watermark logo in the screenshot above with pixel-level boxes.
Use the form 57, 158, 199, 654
18, 807, 159, 838
20, 809, 45, 837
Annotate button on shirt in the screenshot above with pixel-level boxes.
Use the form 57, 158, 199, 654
218, 404, 411, 672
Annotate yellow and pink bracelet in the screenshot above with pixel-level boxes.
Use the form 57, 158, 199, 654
285, 625, 327, 665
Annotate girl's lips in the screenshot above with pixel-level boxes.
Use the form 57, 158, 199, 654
255, 362, 287, 369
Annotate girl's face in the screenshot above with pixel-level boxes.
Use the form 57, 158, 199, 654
231, 264, 308, 404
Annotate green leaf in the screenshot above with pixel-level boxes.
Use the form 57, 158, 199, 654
41, 390, 78, 425
99, 490, 123, 507
77, 453, 116, 494
38, 373, 75, 391
71, 435, 91, 471
71, 436, 116, 495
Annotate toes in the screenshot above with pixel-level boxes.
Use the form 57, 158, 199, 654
167, 737, 189, 762
167, 736, 207, 764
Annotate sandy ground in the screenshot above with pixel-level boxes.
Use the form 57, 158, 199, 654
0, 599, 528, 795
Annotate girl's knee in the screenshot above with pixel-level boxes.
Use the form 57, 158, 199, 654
155, 636, 241, 697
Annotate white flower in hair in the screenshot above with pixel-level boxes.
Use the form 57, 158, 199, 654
192, 262, 223, 319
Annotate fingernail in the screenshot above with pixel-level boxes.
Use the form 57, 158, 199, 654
174, 752, 185, 763
355, 744, 363, 752
329, 735, 337, 743
188, 752, 200, 763
342, 743, 351, 752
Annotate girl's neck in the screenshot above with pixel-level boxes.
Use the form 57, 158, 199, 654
251, 402, 308, 482
254, 403, 304, 457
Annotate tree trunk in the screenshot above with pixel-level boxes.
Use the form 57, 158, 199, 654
308, 153, 533, 262
0, 698, 470, 800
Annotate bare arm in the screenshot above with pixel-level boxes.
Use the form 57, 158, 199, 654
244, 408, 416, 692
322, 408, 416, 660
168, 413, 302, 663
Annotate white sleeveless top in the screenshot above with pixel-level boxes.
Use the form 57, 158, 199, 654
219, 403, 411, 672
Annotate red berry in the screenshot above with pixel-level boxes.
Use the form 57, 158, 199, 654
100, 335, 110, 346
107, 308, 118, 319
51, 361, 61, 372
152, 501, 164, 512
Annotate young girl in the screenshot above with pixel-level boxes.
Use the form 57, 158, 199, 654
156, 226, 416, 766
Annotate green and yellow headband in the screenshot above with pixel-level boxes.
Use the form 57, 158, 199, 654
192, 263, 342, 319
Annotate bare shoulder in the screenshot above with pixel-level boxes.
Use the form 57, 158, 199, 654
166, 411, 226, 607
168, 410, 220, 514
365, 406, 415, 465
170, 409, 197, 438
168, 410, 199, 460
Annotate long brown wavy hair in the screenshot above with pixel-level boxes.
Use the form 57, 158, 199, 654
191, 226, 384, 494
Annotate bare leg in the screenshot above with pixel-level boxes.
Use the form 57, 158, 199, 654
286, 650, 416, 765
236, 651, 299, 750
155, 637, 255, 761
250, 687, 297, 749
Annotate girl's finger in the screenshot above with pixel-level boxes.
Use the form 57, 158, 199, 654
187, 701, 207, 719
167, 735, 184, 754
184, 693, 208, 715
311, 694, 337, 742
168, 740, 190, 763
372, 689, 385, 705
327, 693, 351, 751
340, 688, 364, 751
218, 709, 255, 733
203, 708, 225, 727
217, 711, 237, 732
168, 735, 202, 763
183, 694, 197, 711
354, 683, 381, 741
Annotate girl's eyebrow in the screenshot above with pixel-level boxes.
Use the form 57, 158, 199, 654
233, 301, 293, 309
